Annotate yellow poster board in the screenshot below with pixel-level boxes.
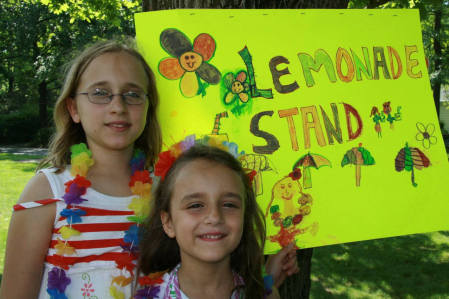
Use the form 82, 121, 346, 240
135, 9, 449, 253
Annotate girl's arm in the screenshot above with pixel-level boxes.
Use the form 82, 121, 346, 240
0, 173, 56, 298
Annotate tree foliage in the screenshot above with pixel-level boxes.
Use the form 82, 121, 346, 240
0, 0, 140, 144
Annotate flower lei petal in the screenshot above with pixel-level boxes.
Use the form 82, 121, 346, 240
47, 267, 71, 294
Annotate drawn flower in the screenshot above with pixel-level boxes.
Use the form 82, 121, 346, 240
416, 122, 437, 149
159, 28, 221, 98
81, 283, 95, 297
223, 71, 250, 104
288, 168, 302, 181
48, 267, 71, 293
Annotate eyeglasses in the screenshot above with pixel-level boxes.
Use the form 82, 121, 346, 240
76, 87, 148, 105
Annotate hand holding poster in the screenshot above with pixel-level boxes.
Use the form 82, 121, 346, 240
135, 9, 449, 253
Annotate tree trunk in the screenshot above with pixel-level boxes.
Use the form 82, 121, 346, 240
142, 0, 348, 10
279, 248, 313, 298
141, 1, 350, 298
433, 7, 442, 119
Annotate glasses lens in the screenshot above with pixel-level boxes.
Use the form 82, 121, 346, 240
88, 88, 111, 104
123, 91, 146, 105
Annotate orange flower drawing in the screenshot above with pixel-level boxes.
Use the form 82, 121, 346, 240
158, 28, 221, 98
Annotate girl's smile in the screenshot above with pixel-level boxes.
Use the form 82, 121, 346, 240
161, 158, 244, 266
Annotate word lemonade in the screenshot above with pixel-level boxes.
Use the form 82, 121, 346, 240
241, 45, 420, 153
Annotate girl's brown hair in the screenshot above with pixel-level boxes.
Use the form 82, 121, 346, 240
38, 39, 162, 170
138, 145, 266, 298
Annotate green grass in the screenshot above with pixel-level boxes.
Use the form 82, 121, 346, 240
0, 152, 448, 297
0, 153, 42, 274
311, 232, 449, 298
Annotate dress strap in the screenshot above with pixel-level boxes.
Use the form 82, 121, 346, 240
13, 198, 61, 211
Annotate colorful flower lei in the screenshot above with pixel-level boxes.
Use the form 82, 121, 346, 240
46, 143, 157, 299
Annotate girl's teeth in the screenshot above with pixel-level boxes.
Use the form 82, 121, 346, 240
202, 234, 221, 239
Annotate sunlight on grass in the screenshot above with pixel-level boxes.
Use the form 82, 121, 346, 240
311, 232, 449, 298
0, 154, 40, 274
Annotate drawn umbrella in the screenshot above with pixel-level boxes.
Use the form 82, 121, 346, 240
341, 143, 375, 187
292, 152, 331, 189
395, 142, 430, 187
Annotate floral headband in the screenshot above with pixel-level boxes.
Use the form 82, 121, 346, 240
154, 135, 257, 183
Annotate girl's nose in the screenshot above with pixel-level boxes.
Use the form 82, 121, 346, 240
204, 206, 223, 225
109, 95, 127, 113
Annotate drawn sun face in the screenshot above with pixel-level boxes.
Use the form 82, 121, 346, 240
273, 177, 302, 201
179, 51, 203, 72
231, 81, 244, 94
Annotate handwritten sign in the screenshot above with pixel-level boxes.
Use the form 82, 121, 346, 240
135, 9, 449, 253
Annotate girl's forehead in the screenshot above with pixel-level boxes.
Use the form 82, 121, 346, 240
79, 52, 148, 90
172, 159, 245, 195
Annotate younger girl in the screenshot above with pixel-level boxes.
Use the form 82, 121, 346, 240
137, 141, 293, 298
0, 39, 162, 298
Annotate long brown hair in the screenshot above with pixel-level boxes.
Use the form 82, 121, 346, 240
38, 39, 162, 170
138, 145, 266, 298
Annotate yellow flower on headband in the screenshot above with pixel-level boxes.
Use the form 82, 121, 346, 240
59, 226, 81, 239
207, 136, 227, 151
169, 142, 184, 157
71, 152, 94, 177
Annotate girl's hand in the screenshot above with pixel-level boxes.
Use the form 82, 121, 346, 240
265, 242, 299, 288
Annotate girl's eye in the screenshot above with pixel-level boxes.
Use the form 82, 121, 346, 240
123, 91, 140, 98
223, 202, 240, 209
187, 203, 203, 209
92, 88, 110, 96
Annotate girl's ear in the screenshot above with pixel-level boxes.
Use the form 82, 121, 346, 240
160, 211, 175, 238
66, 97, 81, 123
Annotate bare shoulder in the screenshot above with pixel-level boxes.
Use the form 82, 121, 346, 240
17, 171, 53, 203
